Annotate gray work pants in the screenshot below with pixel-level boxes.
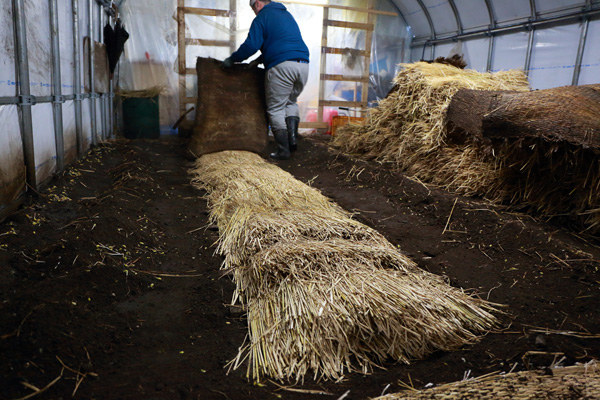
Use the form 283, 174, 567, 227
265, 60, 309, 131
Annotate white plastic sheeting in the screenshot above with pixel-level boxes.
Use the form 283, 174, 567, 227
528, 24, 581, 89
402, 0, 599, 89
116, 0, 410, 125
491, 31, 529, 72
32, 104, 57, 185
579, 18, 600, 85
0, 105, 25, 212
0, 2, 16, 97
25, 0, 52, 98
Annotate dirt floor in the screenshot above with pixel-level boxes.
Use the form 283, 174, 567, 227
1, 134, 599, 400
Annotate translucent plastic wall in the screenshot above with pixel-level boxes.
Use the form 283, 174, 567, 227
0, 0, 108, 217
117, 0, 411, 126
404, 0, 600, 90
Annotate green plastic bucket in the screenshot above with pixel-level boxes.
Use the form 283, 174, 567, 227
122, 96, 160, 139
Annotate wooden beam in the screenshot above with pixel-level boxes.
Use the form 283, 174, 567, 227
320, 100, 366, 108
185, 38, 232, 47
183, 97, 197, 104
362, 0, 375, 105
279, 0, 397, 16
300, 122, 329, 129
180, 6, 232, 17
323, 47, 369, 57
324, 19, 373, 31
321, 73, 369, 83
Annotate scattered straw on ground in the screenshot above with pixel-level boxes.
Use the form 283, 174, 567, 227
374, 361, 599, 399
191, 150, 500, 382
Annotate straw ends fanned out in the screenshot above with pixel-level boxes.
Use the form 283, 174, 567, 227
191, 150, 501, 382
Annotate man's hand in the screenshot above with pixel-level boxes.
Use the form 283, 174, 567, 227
246, 58, 262, 69
221, 57, 233, 69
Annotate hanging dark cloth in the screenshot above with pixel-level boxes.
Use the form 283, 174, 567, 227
104, 18, 129, 75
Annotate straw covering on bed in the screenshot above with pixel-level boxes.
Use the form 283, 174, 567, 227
331, 62, 600, 232
331, 62, 530, 198
191, 150, 499, 382
374, 362, 600, 399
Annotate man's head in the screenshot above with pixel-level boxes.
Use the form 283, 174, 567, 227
249, 0, 269, 15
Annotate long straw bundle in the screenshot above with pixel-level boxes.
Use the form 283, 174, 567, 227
191, 150, 500, 382
331, 62, 529, 195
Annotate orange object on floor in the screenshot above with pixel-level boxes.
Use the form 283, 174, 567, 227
331, 115, 364, 136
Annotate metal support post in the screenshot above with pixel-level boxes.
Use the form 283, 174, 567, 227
50, 0, 65, 172
89, 0, 98, 145
572, 17, 589, 86
72, 0, 84, 156
13, 0, 37, 191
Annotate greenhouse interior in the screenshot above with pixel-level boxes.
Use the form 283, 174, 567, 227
1, 0, 599, 399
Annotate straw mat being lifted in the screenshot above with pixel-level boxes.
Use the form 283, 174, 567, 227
374, 362, 599, 399
190, 150, 499, 382
331, 62, 530, 199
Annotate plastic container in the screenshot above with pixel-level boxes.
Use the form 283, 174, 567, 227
122, 96, 160, 139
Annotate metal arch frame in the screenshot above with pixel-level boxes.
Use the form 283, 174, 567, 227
483, 0, 497, 72
447, 0, 463, 35
524, 0, 537, 77
414, 0, 436, 60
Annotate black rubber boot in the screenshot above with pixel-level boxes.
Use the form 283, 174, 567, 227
270, 129, 290, 160
286, 116, 300, 152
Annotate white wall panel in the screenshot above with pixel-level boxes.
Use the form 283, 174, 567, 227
579, 18, 600, 85
0, 105, 25, 209
432, 42, 457, 59
535, 0, 584, 15
528, 24, 580, 89
395, 0, 431, 38
461, 37, 489, 71
454, 0, 492, 31
0, 1, 16, 97
25, 0, 52, 97
81, 98, 92, 149
62, 101, 78, 164
491, 31, 528, 72
422, 0, 457, 35
489, 0, 530, 25
59, 0, 75, 96
32, 104, 57, 185
79, 0, 90, 95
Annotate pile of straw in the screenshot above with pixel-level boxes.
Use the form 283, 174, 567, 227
331, 62, 529, 198
374, 362, 600, 399
191, 150, 499, 382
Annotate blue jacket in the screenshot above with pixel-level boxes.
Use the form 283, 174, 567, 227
230, 2, 309, 70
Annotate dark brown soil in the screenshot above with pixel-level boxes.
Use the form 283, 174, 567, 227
1, 135, 599, 400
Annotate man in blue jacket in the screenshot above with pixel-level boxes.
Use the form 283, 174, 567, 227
222, 0, 309, 160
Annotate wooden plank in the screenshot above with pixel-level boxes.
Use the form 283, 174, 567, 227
229, 0, 237, 53
362, 0, 375, 105
180, 6, 231, 17
185, 38, 231, 47
324, 19, 373, 31
183, 97, 197, 104
177, 0, 186, 116
321, 74, 369, 83
278, 0, 397, 16
299, 122, 329, 129
318, 6, 329, 124
320, 100, 366, 108
323, 47, 369, 57
177, 1, 186, 75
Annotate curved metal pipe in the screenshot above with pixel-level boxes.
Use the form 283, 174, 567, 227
414, 0, 435, 59
572, 17, 590, 86
50, 0, 65, 172
483, 0, 496, 28
529, 0, 537, 20
13, 0, 37, 190
447, 0, 463, 35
